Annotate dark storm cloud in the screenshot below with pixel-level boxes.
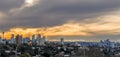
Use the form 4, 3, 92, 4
0, 0, 120, 31
0, 0, 24, 12
47, 0, 120, 13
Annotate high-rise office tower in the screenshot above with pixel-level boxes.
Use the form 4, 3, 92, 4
0, 36, 2, 43
60, 38, 64, 45
11, 34, 15, 44
16, 34, 22, 44
36, 34, 42, 45
32, 34, 36, 43
42, 36, 46, 43
41, 36, 46, 45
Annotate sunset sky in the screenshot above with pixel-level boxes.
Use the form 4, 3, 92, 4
0, 0, 120, 41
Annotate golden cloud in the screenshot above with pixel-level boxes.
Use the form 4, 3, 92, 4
1, 11, 120, 39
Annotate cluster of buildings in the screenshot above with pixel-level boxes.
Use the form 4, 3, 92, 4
0, 34, 46, 45
60, 38, 120, 48
1, 34, 120, 48
73, 39, 120, 48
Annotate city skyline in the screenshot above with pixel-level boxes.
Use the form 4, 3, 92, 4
1, 0, 120, 41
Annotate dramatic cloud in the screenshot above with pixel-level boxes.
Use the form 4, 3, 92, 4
10, 0, 40, 15
0, 0, 120, 40
1, 11, 120, 40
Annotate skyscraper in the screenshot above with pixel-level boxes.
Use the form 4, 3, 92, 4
41, 36, 46, 45
0, 36, 2, 43
11, 34, 15, 44
60, 38, 64, 45
42, 36, 46, 43
16, 34, 22, 44
32, 34, 36, 44
2, 32, 4, 39
36, 34, 41, 45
